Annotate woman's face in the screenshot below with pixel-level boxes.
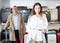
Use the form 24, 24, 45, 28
34, 5, 40, 14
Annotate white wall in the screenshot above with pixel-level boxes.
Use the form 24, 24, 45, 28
0, 0, 2, 9
10, 0, 60, 8
2, 0, 10, 8
1, 0, 60, 8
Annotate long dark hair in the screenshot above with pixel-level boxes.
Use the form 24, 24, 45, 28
30, 2, 42, 16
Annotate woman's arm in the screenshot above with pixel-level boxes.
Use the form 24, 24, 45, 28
43, 14, 48, 33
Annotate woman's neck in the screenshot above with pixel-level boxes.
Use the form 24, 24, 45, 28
36, 13, 43, 19
36, 13, 42, 16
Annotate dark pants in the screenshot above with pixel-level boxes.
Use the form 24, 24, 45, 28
14, 30, 20, 43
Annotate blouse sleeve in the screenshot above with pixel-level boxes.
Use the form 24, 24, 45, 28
26, 16, 36, 33
43, 14, 48, 31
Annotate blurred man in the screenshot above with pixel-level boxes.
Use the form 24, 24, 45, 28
4, 6, 26, 43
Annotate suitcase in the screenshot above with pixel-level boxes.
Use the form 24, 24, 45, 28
46, 30, 57, 43
57, 33, 60, 43
1, 30, 9, 40
24, 32, 31, 43
1, 30, 15, 43
24, 34, 28, 43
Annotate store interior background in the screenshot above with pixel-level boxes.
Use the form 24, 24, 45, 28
0, 0, 60, 31
0, 0, 60, 38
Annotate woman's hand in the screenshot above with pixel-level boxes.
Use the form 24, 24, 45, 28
43, 29, 46, 34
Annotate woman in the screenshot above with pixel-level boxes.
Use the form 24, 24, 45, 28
26, 2, 48, 43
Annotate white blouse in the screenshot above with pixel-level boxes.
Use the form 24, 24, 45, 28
26, 14, 48, 41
